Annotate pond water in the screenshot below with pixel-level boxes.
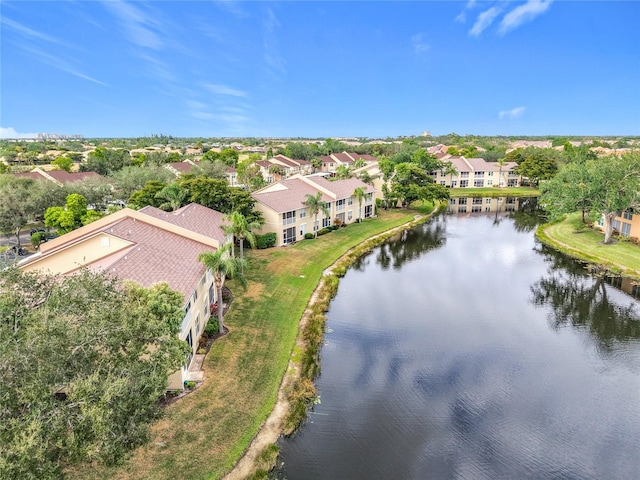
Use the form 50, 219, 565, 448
278, 199, 640, 479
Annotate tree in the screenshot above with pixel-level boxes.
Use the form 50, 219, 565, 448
127, 180, 168, 209
334, 164, 352, 180
222, 211, 261, 269
353, 186, 366, 222
155, 183, 187, 212
219, 148, 239, 167
198, 244, 246, 334
0, 176, 65, 247
82, 147, 131, 175
390, 162, 449, 208
0, 267, 188, 479
540, 153, 640, 244
303, 192, 329, 238
109, 165, 175, 202
441, 161, 458, 186
44, 193, 105, 234
497, 157, 507, 187
51, 156, 73, 172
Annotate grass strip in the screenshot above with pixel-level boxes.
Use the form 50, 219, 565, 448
537, 212, 640, 279
70, 207, 419, 480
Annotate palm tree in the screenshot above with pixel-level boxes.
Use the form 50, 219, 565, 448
155, 183, 187, 211
303, 192, 329, 238
353, 186, 366, 222
223, 211, 261, 269
497, 158, 507, 187
198, 244, 246, 334
442, 161, 458, 188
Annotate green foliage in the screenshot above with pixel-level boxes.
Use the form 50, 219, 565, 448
317, 227, 330, 236
44, 194, 104, 234
255, 232, 276, 249
303, 192, 330, 238
304, 232, 314, 239
0, 268, 188, 479
204, 316, 220, 336
127, 180, 168, 209
82, 147, 131, 175
51, 156, 74, 172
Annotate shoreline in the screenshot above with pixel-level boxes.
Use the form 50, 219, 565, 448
222, 209, 440, 479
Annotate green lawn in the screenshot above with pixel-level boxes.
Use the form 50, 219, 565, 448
70, 208, 418, 480
449, 186, 540, 197
538, 213, 640, 279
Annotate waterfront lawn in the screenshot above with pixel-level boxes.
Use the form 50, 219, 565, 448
70, 208, 417, 480
539, 213, 640, 278
449, 186, 540, 197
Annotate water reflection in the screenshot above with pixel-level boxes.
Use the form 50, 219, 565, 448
279, 204, 640, 480
531, 245, 640, 350
376, 221, 446, 270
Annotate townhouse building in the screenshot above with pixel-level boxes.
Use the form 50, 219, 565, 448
252, 174, 375, 246
18, 203, 230, 390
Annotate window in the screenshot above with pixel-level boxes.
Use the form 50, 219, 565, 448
336, 199, 346, 211
193, 289, 198, 301
458, 197, 467, 205
485, 207, 491, 212
474, 179, 484, 187
337, 212, 345, 223
472, 206, 482, 213
460, 180, 469, 188
283, 226, 296, 244
472, 197, 482, 205
488, 171, 494, 176
458, 206, 467, 213
299, 208, 306, 218
322, 217, 331, 228
195, 315, 201, 335
348, 197, 353, 205
450, 198, 456, 205
365, 193, 373, 201
452, 180, 457, 187
485, 198, 492, 204
460, 172, 469, 178
348, 210, 353, 220
300, 223, 306, 236
623, 210, 633, 220
282, 210, 296, 226
622, 222, 631, 236
487, 180, 493, 186
475, 171, 484, 177
364, 205, 373, 218
440, 180, 446, 185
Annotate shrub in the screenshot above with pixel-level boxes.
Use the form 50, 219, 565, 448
304, 232, 314, 240
184, 380, 196, 390
255, 232, 276, 249
317, 228, 330, 236
204, 317, 219, 336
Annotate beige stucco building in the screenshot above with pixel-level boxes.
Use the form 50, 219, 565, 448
18, 203, 229, 390
252, 174, 375, 246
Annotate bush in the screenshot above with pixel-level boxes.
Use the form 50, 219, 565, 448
255, 232, 276, 249
184, 380, 196, 390
317, 228, 330, 236
204, 317, 219, 336
304, 232, 314, 240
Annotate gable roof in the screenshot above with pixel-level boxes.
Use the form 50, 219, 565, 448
252, 174, 373, 213
14, 167, 101, 185
19, 203, 226, 302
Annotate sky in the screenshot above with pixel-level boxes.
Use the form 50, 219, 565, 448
1, 0, 639, 139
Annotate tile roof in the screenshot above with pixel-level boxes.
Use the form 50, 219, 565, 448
307, 176, 374, 199
252, 178, 331, 213
46, 171, 99, 183
139, 203, 227, 245
19, 204, 226, 303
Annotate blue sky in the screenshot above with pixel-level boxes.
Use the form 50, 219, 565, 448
1, 1, 639, 138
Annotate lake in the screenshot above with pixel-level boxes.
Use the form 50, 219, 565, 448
278, 200, 640, 479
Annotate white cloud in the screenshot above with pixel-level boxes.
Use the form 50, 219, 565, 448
499, 0, 553, 36
455, 0, 478, 23
469, 6, 502, 37
204, 84, 248, 98
21, 45, 107, 86
263, 8, 286, 77
499, 107, 526, 119
101, 0, 164, 50
0, 127, 38, 139
411, 33, 431, 54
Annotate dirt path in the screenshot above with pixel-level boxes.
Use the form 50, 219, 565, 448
223, 215, 426, 480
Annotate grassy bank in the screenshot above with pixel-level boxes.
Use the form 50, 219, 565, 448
71, 207, 420, 480
537, 212, 640, 279
449, 186, 540, 197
